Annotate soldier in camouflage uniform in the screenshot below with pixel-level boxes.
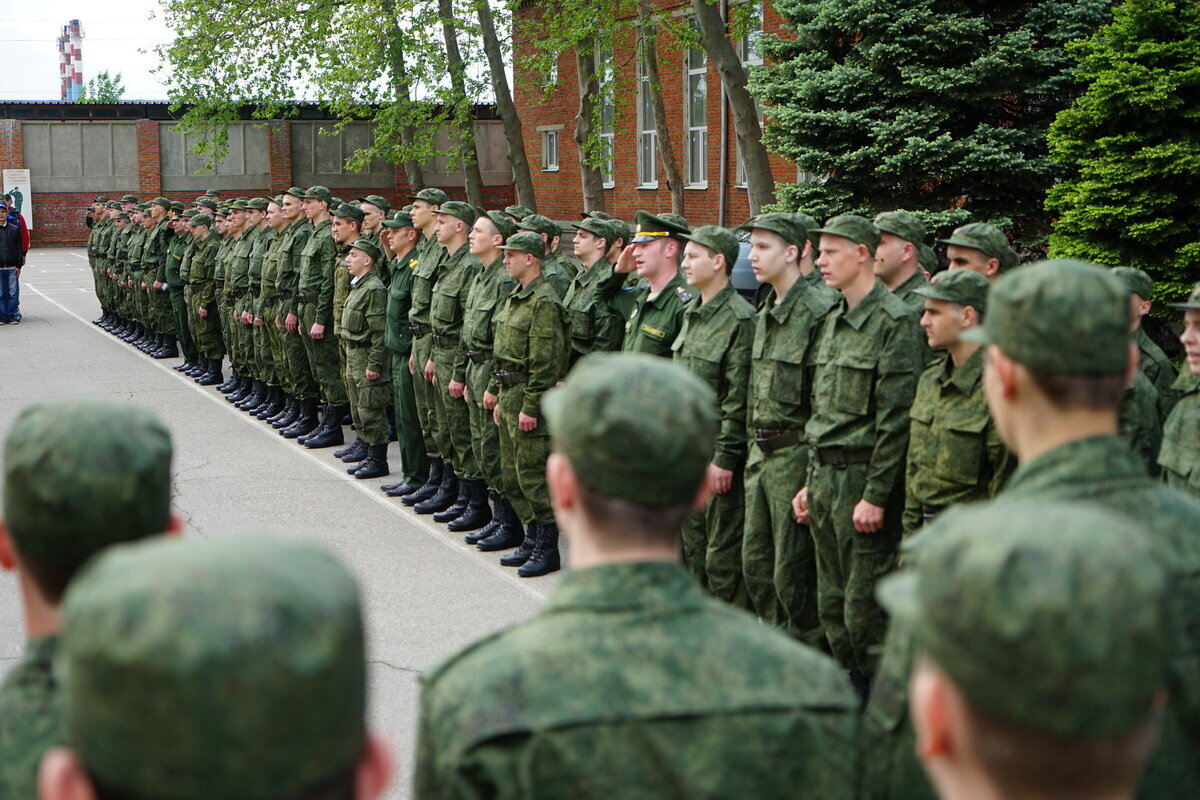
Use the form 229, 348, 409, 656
515, 213, 573, 295
873, 210, 929, 314
225, 200, 261, 406
276, 188, 320, 437
325, 203, 366, 456
40, 535, 393, 800
1114, 266, 1180, 419
164, 209, 199, 373
796, 215, 924, 686
864, 261, 1200, 800
599, 211, 695, 358
338, 239, 391, 479
186, 213, 225, 386
415, 354, 859, 799
1159, 284, 1200, 499
884, 502, 1169, 800
563, 216, 625, 362
903, 269, 1013, 536
937, 222, 1017, 283
483, 232, 570, 577
142, 197, 178, 359
248, 197, 288, 420
671, 225, 754, 607
741, 213, 836, 637
236, 197, 277, 415
0, 400, 177, 800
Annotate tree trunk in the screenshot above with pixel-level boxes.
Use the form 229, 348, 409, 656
637, 0, 684, 215
690, 0, 774, 214
381, 0, 425, 191
574, 39, 607, 214
439, 0, 486, 207
475, 0, 537, 210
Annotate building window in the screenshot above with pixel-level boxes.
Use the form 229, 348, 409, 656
544, 53, 559, 88
684, 29, 707, 187
637, 56, 658, 188
540, 128, 560, 171
736, 1, 765, 188
599, 50, 615, 188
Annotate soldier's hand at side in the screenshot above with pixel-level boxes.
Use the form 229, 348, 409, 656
707, 464, 733, 496
792, 487, 810, 525
615, 242, 637, 274
492, 405, 501, 426
852, 500, 885, 534
364, 369, 380, 381
408, 353, 415, 375
449, 380, 466, 399
483, 391, 498, 411
423, 360, 436, 384
519, 412, 538, 432
198, 307, 208, 319
253, 316, 264, 327
153, 281, 163, 290
285, 313, 299, 334
310, 322, 325, 340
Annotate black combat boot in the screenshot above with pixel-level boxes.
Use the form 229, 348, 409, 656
266, 394, 294, 424
235, 379, 265, 410
433, 479, 471, 523
478, 505, 526, 552
448, 480, 492, 532
244, 382, 272, 414
282, 398, 320, 438
197, 357, 225, 387
255, 387, 284, 419
228, 376, 255, 404
303, 405, 345, 449
401, 460, 442, 506
497, 522, 539, 562
518, 521, 561, 578
414, 467, 458, 514
217, 368, 241, 394
335, 437, 368, 462
272, 397, 302, 429
297, 404, 329, 444
351, 444, 389, 479
465, 491, 505, 544
153, 334, 179, 359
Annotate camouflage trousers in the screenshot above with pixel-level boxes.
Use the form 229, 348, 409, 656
683, 468, 751, 611
345, 345, 390, 446
297, 301, 347, 406
391, 351, 428, 484
151, 286, 174, 334
466, 359, 503, 492
279, 311, 319, 400
497, 386, 552, 524
190, 293, 224, 359
261, 306, 286, 388
743, 442, 820, 643
410, 334, 441, 458
807, 461, 900, 676
170, 289, 197, 363
215, 284, 231, 356
433, 347, 479, 481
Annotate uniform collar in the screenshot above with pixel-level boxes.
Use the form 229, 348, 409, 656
939, 346, 984, 393
893, 269, 928, 295
686, 282, 734, 319
840, 278, 888, 330
647, 270, 689, 308
1003, 436, 1144, 496
542, 561, 706, 614
513, 272, 547, 299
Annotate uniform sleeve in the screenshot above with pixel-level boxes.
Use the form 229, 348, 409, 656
523, 298, 569, 418
315, 233, 337, 326
901, 449, 922, 537
450, 263, 481, 384
713, 316, 753, 472
863, 317, 924, 509
367, 286, 389, 374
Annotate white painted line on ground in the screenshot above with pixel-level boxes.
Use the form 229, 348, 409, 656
25, 284, 549, 602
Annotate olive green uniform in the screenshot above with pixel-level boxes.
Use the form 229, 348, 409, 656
164, 229, 197, 363
415, 563, 859, 800
409, 234, 446, 459
385, 248, 426, 484
606, 270, 693, 358
430, 243, 483, 480
888, 270, 929, 315
143, 218, 174, 335
341, 269, 390, 446
248, 225, 277, 386
563, 258, 625, 362
672, 284, 754, 607
805, 279, 923, 674
276, 219, 318, 401
1136, 326, 1180, 418
257, 227, 287, 391
188, 235, 224, 359
297, 218, 347, 406
228, 227, 259, 379
0, 636, 62, 800
1120, 367, 1164, 475
1159, 373, 1200, 499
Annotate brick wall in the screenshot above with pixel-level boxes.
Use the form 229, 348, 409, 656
514, 0, 796, 227
135, 120, 162, 198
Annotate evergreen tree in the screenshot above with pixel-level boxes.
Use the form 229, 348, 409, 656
754, 0, 1109, 243
1046, 0, 1200, 303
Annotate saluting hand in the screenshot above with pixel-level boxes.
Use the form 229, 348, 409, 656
615, 242, 637, 274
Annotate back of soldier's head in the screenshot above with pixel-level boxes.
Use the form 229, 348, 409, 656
543, 354, 716, 544
56, 534, 370, 800
883, 501, 1167, 800
2, 400, 173, 603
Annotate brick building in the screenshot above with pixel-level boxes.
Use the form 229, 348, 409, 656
512, 0, 797, 227
0, 101, 514, 247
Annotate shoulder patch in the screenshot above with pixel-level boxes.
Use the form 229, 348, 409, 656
408, 258, 418, 269
675, 286, 694, 303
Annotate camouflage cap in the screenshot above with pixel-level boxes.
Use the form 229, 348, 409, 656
113, 213, 130, 223
302, 186, 332, 204
189, 213, 213, 227
1169, 283, 1200, 311
150, 197, 172, 211
518, 213, 562, 239
607, 218, 632, 247
245, 197, 269, 212
105, 201, 122, 210
437, 199, 478, 227
938, 222, 1018, 272
811, 214, 881, 256
134, 203, 151, 212
168, 201, 185, 214
874, 210, 927, 246
496, 230, 545, 259
331, 203, 365, 223
574, 216, 616, 243
913, 268, 990, 314
918, 243, 939, 272
741, 212, 810, 249
357, 194, 391, 212
879, 501, 1168, 738
347, 237, 383, 265
227, 200, 250, 212
194, 197, 218, 212
544, 353, 716, 507
382, 210, 415, 229
409, 187, 448, 206
181, 208, 197, 218
94, 195, 110, 203
580, 209, 616, 221
1112, 266, 1154, 301
204, 189, 221, 198
680, 224, 739, 270
282, 186, 306, 200
2, 400, 172, 567
504, 203, 535, 221
120, 194, 139, 203
61, 534, 366, 800
959, 259, 1130, 374
485, 209, 517, 240
631, 210, 691, 243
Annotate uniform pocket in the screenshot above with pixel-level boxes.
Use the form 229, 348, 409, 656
343, 308, 366, 335
831, 358, 875, 415
935, 417, 987, 486
571, 307, 595, 339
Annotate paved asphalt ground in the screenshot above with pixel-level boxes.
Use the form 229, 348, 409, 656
0, 247, 559, 798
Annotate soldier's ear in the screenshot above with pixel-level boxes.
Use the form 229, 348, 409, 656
985, 258, 1002, 280
38, 747, 98, 800
354, 731, 394, 800
546, 452, 578, 516
911, 658, 955, 762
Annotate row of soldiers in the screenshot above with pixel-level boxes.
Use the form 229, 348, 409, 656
84, 190, 1198, 681
3, 280, 1199, 800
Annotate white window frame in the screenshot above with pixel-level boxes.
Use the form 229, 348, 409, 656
539, 125, 562, 172
599, 50, 615, 188
684, 28, 708, 188
636, 56, 658, 189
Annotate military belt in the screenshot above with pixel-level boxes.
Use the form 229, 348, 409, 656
248, 288, 260, 298
812, 446, 874, 469
754, 428, 802, 455
494, 370, 529, 388
346, 339, 371, 349
467, 349, 492, 364
261, 297, 278, 308
432, 334, 460, 348
921, 504, 947, 522
408, 322, 433, 338
277, 290, 294, 300
294, 294, 315, 303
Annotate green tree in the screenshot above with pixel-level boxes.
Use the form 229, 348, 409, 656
1046, 0, 1200, 303
755, 0, 1110, 243
78, 70, 125, 103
